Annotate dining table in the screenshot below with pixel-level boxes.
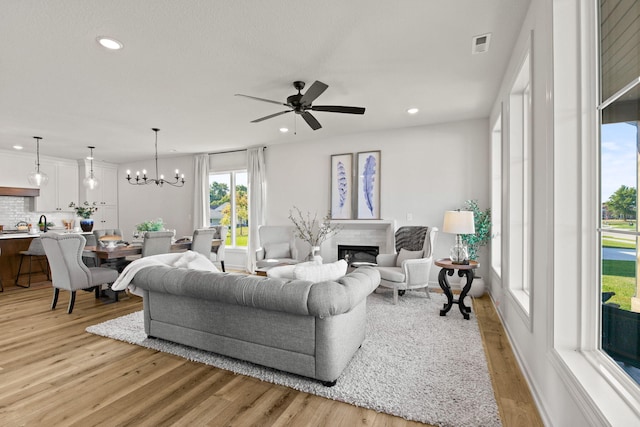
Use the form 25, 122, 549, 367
84, 239, 222, 264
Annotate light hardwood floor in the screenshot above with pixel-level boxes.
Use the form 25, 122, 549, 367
0, 282, 543, 426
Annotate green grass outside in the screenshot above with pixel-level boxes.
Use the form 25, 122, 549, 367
602, 259, 636, 311
225, 227, 248, 247
603, 219, 637, 230
602, 237, 636, 249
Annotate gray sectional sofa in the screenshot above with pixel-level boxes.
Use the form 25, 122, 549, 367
130, 265, 381, 386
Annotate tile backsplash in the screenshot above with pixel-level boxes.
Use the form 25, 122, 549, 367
0, 196, 34, 228
0, 196, 73, 229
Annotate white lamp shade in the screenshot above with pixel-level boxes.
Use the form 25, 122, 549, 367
442, 210, 475, 234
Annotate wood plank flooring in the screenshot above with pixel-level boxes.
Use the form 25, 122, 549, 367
0, 282, 543, 426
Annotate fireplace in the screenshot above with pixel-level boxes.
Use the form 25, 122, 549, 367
338, 245, 379, 266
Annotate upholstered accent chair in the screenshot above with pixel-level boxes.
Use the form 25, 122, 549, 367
373, 226, 439, 304
255, 225, 300, 269
41, 233, 119, 314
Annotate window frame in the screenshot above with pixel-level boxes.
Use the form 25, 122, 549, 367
209, 169, 248, 248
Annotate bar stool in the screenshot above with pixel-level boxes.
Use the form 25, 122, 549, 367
15, 238, 50, 288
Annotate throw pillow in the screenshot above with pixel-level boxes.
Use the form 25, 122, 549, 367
265, 242, 291, 259
396, 248, 423, 267
294, 259, 348, 282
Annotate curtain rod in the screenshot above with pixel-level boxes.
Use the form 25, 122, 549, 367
207, 146, 267, 155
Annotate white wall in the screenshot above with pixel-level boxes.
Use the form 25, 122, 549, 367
117, 154, 195, 241
264, 119, 491, 282
113, 119, 490, 275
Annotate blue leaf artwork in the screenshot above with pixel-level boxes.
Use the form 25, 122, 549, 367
362, 155, 376, 216
337, 161, 348, 210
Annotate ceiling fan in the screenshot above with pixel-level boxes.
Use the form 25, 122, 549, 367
235, 80, 365, 131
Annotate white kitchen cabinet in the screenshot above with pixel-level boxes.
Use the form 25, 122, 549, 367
78, 161, 118, 206
94, 204, 118, 230
35, 160, 79, 212
78, 160, 118, 229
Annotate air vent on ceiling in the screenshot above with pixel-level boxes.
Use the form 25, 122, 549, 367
472, 33, 492, 54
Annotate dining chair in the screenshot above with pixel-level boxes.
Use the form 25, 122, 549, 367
210, 225, 227, 271
141, 231, 174, 257
192, 228, 215, 256
40, 233, 119, 314
15, 237, 50, 288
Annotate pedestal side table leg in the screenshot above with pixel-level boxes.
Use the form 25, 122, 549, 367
458, 270, 474, 320
439, 268, 455, 316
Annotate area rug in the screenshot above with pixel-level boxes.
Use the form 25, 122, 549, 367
86, 291, 500, 427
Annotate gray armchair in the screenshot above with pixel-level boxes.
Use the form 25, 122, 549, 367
41, 233, 119, 314
374, 226, 439, 304
255, 225, 300, 269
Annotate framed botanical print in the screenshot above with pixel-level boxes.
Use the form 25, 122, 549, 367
356, 150, 381, 219
330, 153, 353, 219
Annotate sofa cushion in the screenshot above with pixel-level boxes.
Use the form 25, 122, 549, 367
294, 260, 348, 282
396, 248, 423, 267
265, 242, 291, 259
376, 266, 405, 283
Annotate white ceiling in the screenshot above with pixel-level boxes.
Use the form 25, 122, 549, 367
0, 0, 530, 164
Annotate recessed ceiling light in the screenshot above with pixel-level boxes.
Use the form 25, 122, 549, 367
97, 37, 123, 50
407, 108, 419, 115
279, 127, 289, 133
13, 145, 23, 150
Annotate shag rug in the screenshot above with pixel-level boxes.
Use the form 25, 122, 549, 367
86, 291, 500, 427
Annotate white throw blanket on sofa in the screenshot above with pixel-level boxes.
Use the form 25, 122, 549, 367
111, 251, 219, 296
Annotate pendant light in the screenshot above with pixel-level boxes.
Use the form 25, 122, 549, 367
125, 128, 185, 187
27, 136, 49, 187
83, 146, 99, 190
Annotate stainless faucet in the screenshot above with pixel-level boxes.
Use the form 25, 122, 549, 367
39, 215, 47, 232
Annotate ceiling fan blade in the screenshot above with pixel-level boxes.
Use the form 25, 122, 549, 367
251, 110, 292, 123
300, 81, 329, 105
311, 105, 366, 114
235, 94, 288, 107
301, 111, 322, 130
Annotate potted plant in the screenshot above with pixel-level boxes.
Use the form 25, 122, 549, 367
69, 201, 98, 232
288, 207, 340, 261
460, 199, 492, 297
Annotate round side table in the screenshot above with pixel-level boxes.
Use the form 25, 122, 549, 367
434, 258, 479, 320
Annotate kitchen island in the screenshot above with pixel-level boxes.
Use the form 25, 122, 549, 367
0, 233, 46, 289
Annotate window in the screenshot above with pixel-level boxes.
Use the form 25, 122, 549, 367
598, 0, 640, 386
491, 112, 502, 277
508, 47, 532, 314
209, 171, 248, 247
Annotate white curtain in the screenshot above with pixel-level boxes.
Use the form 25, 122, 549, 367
193, 154, 209, 230
247, 147, 266, 272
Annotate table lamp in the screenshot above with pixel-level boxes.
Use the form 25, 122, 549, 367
442, 210, 475, 264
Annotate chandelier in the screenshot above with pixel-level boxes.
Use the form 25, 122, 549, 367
83, 146, 99, 190
27, 136, 48, 187
125, 128, 185, 187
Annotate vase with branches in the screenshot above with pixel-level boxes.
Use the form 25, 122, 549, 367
288, 206, 341, 259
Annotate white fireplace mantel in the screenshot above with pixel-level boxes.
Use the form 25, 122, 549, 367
322, 219, 396, 261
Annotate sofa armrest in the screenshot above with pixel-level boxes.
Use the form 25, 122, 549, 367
256, 247, 265, 261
